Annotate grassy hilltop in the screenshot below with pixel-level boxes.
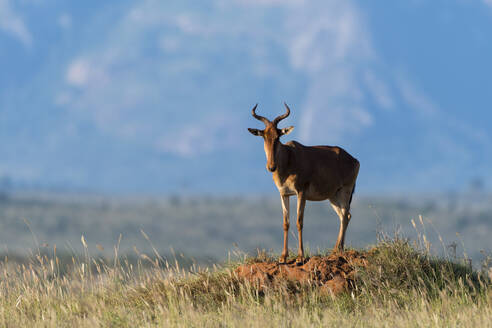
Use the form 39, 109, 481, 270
0, 238, 490, 327
0, 193, 491, 326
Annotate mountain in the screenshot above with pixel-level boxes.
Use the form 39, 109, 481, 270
1, 0, 491, 194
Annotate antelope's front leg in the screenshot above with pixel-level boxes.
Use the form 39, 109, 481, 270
279, 195, 290, 264
296, 192, 306, 265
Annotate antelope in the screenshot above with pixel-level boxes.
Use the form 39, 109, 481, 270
248, 103, 360, 264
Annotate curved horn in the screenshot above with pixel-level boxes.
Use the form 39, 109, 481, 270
251, 104, 270, 125
273, 102, 291, 125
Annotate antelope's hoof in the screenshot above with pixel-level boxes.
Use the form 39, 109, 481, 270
332, 246, 344, 254
295, 257, 305, 266
279, 256, 288, 264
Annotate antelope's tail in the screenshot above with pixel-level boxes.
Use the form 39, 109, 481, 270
349, 182, 356, 206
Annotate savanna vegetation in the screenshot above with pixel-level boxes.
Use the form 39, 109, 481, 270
0, 193, 491, 326
0, 236, 490, 327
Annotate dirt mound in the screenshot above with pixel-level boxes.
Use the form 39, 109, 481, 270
234, 250, 368, 296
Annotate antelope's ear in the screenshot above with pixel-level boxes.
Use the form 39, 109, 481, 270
248, 128, 263, 136
280, 126, 294, 136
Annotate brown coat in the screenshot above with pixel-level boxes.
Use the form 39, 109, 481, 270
248, 104, 360, 263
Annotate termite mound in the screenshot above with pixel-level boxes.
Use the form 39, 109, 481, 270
234, 250, 369, 296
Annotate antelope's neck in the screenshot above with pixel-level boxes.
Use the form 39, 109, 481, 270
272, 142, 296, 195
275, 141, 290, 175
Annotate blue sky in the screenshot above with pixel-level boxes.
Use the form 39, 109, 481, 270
0, 0, 491, 194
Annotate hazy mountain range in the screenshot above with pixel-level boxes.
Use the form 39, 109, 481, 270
1, 0, 491, 194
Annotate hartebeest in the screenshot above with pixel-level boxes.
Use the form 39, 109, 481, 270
248, 103, 360, 264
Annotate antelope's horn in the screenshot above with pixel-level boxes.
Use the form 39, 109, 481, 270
251, 104, 270, 125
273, 102, 291, 125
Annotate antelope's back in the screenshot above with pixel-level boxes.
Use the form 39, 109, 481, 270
313, 145, 358, 183
287, 141, 359, 189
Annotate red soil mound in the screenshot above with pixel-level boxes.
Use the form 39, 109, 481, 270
234, 250, 368, 296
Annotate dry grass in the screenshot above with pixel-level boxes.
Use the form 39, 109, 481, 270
0, 236, 490, 327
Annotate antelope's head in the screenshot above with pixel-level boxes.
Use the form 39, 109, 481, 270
248, 103, 294, 172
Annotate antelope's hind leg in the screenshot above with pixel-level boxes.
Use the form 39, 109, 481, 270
331, 185, 354, 252
295, 191, 307, 265
279, 195, 290, 264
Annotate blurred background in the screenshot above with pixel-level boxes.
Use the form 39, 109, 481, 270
0, 0, 491, 265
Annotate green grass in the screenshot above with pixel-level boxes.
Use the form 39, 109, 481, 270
0, 238, 490, 327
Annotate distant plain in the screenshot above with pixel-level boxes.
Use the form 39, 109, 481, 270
0, 191, 489, 267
